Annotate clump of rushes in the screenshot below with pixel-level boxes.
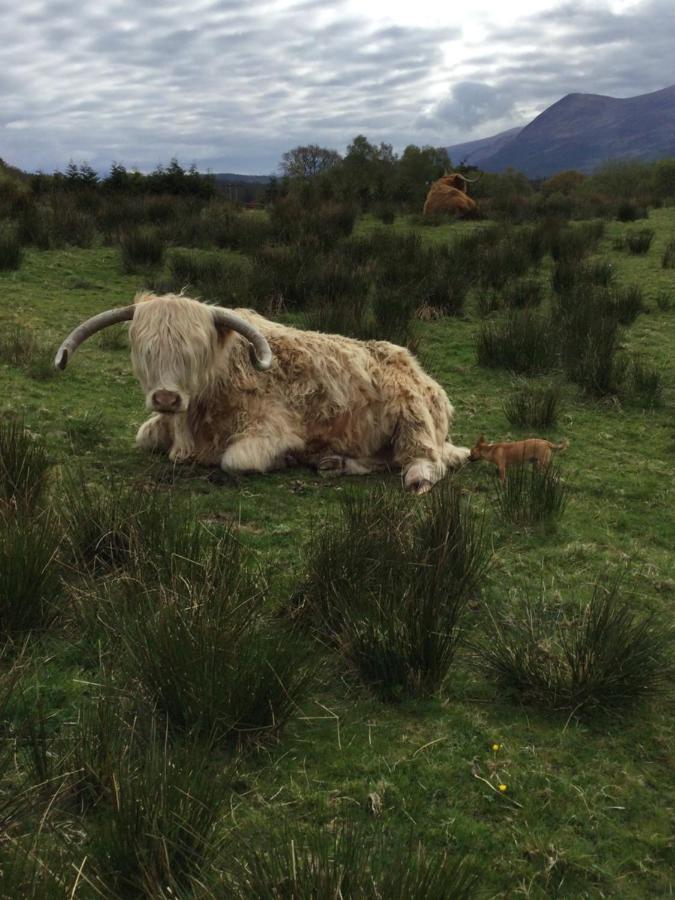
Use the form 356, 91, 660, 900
85, 725, 230, 897
225, 818, 478, 899
495, 462, 567, 527
113, 546, 312, 743
476, 310, 556, 375
119, 226, 164, 272
0, 512, 63, 636
661, 239, 675, 268
501, 277, 543, 309
478, 579, 673, 717
303, 483, 488, 700
0, 417, 51, 512
625, 227, 654, 254
503, 381, 561, 429
0, 222, 23, 271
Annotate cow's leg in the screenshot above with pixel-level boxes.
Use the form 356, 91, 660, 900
221, 431, 305, 475
168, 413, 195, 463
316, 454, 389, 476
136, 414, 173, 454
392, 399, 469, 494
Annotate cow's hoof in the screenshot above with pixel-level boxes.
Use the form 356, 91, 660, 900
406, 478, 433, 495
169, 446, 193, 463
318, 454, 346, 474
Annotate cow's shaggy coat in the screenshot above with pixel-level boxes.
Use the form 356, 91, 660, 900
59, 292, 470, 493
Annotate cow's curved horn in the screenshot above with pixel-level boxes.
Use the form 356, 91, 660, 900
459, 172, 482, 184
211, 308, 273, 371
54, 306, 135, 370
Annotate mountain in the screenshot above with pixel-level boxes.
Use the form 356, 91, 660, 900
447, 85, 675, 177
445, 127, 523, 167
214, 173, 271, 184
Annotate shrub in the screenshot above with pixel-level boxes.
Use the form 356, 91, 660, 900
616, 201, 648, 222
225, 819, 478, 899
503, 381, 561, 428
549, 221, 604, 262
624, 356, 663, 407
303, 484, 488, 700
117, 579, 312, 743
373, 202, 396, 224
661, 239, 675, 268
166, 248, 252, 306
495, 462, 568, 526
607, 284, 644, 325
0, 222, 22, 270
501, 277, 543, 309
625, 228, 654, 254
119, 226, 164, 271
476, 311, 556, 375
478, 580, 672, 716
0, 417, 51, 511
85, 728, 230, 897
0, 512, 63, 635
476, 236, 531, 291
49, 195, 97, 248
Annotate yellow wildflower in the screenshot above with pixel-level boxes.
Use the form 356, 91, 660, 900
498, 783, 507, 792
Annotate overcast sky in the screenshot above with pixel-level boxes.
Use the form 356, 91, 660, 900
1, 0, 672, 175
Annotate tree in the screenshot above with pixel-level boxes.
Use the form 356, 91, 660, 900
280, 145, 342, 179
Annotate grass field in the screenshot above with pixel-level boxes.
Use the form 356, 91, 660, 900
0, 208, 673, 897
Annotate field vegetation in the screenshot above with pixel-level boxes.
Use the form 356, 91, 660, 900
0, 153, 673, 897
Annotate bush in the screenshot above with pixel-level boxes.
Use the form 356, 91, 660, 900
607, 283, 644, 325
661, 239, 675, 268
0, 418, 51, 512
495, 462, 568, 526
478, 580, 672, 716
119, 226, 164, 271
616, 201, 648, 222
166, 248, 252, 306
225, 819, 478, 899
549, 221, 604, 262
501, 277, 543, 309
84, 725, 230, 896
303, 484, 488, 700
0, 222, 22, 270
0, 512, 63, 636
117, 578, 312, 743
625, 228, 654, 254
476, 235, 531, 291
624, 356, 663, 407
476, 311, 556, 375
503, 381, 561, 428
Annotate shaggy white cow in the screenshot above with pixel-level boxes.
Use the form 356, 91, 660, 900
55, 292, 469, 493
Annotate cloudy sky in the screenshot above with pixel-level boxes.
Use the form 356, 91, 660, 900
1, 0, 672, 175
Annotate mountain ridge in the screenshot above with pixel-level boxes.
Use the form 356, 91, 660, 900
446, 85, 675, 177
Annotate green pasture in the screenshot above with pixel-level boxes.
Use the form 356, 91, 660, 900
0, 209, 673, 897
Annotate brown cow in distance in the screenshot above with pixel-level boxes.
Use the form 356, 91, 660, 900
423, 172, 480, 218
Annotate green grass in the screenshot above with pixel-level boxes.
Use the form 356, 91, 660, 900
0, 209, 673, 898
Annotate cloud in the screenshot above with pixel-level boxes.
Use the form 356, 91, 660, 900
0, 0, 672, 173
418, 81, 517, 132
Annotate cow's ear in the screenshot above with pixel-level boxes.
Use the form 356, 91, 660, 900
478, 434, 485, 444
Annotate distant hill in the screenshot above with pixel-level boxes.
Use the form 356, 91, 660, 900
446, 85, 675, 177
445, 127, 523, 168
214, 173, 271, 184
